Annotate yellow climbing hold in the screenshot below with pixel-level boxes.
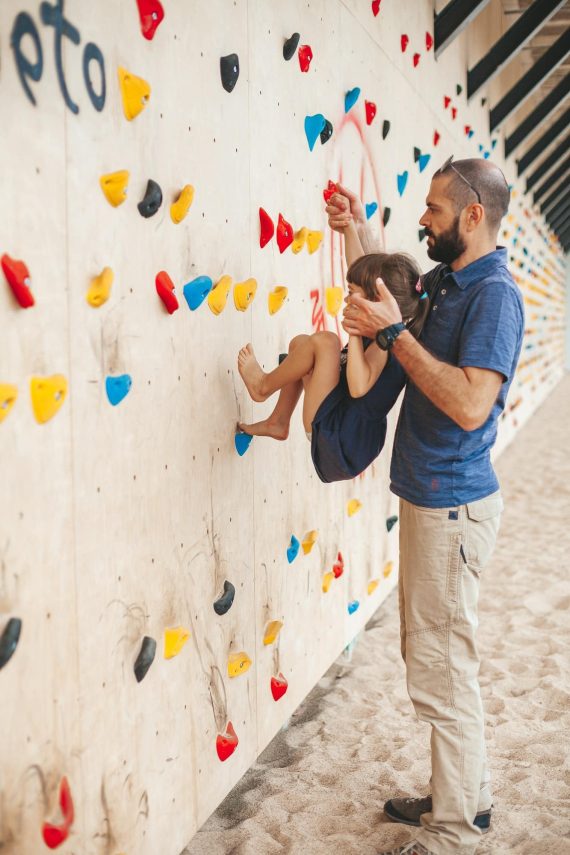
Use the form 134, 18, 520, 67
170, 185, 195, 224
307, 230, 324, 254
383, 561, 394, 578
325, 286, 343, 316
347, 498, 362, 517
208, 275, 233, 315
118, 66, 151, 121
30, 375, 68, 424
268, 286, 288, 315
86, 267, 114, 307
367, 579, 379, 595
302, 530, 318, 555
263, 620, 283, 645
291, 227, 308, 254
0, 384, 17, 423
234, 278, 257, 311
163, 626, 190, 659
228, 651, 252, 677
322, 572, 334, 593
100, 170, 129, 207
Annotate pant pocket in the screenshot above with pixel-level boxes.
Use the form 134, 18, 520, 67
465, 494, 503, 571
446, 531, 462, 604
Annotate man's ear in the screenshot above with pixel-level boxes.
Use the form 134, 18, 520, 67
466, 203, 484, 231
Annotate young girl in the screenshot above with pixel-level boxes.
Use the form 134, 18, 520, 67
237, 223, 429, 481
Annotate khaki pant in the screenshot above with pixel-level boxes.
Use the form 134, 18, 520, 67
398, 492, 503, 855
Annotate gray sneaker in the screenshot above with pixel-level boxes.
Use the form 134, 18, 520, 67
384, 795, 492, 833
377, 842, 434, 855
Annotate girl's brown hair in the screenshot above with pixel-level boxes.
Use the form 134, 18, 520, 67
346, 252, 429, 339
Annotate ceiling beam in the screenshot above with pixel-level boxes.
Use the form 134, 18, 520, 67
468, 0, 566, 100
539, 178, 570, 215
490, 28, 570, 131
533, 156, 570, 203
516, 106, 570, 175
526, 135, 570, 192
505, 74, 570, 157
548, 198, 570, 230
551, 210, 570, 237
434, 0, 492, 58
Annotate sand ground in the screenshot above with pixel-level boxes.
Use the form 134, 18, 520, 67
184, 375, 570, 855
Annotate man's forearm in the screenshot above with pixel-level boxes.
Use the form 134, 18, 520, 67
392, 331, 478, 430
355, 220, 380, 254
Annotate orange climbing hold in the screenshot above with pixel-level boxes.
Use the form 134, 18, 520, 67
383, 560, 394, 578
268, 286, 288, 315
87, 267, 114, 307
1, 254, 34, 308
118, 67, 151, 121
208, 275, 232, 315
0, 384, 17, 423
170, 184, 194, 224
292, 227, 308, 254
30, 375, 67, 424
100, 170, 129, 207
42, 776, 74, 849
306, 230, 323, 254
302, 530, 318, 555
347, 498, 362, 517
234, 278, 257, 311
322, 572, 334, 593
263, 620, 283, 645
163, 626, 190, 659
228, 651, 252, 677
325, 286, 343, 316
367, 579, 380, 595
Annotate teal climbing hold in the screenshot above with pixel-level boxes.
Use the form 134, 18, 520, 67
467, 129, 474, 139
397, 171, 408, 196
478, 144, 484, 153
418, 153, 431, 172
235, 431, 253, 456
344, 87, 361, 113
183, 276, 213, 310
305, 114, 326, 151
287, 535, 300, 564
386, 514, 398, 532
0, 618, 21, 669
347, 600, 360, 615
491, 139, 498, 150
365, 202, 378, 219
106, 375, 132, 406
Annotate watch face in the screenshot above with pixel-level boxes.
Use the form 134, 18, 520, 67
376, 330, 389, 350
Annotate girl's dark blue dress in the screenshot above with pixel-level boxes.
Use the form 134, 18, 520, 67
310, 341, 406, 483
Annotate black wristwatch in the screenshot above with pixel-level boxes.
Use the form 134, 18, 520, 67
375, 322, 406, 351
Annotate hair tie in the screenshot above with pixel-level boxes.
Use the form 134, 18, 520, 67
415, 278, 428, 301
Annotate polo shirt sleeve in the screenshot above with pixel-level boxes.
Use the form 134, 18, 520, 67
458, 283, 524, 382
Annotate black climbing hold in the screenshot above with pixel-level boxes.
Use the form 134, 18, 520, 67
320, 119, 333, 145
481, 97, 487, 107
382, 207, 391, 227
283, 33, 300, 61
418, 228, 427, 242
137, 179, 162, 218
386, 515, 398, 532
456, 83, 463, 96
413, 146, 421, 162
220, 53, 240, 93
278, 353, 288, 365
134, 635, 157, 682
382, 120, 391, 140
213, 580, 236, 616
0, 618, 22, 670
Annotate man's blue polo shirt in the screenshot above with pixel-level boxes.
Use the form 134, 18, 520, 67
390, 247, 524, 508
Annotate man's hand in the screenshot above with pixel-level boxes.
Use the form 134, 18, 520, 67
325, 184, 366, 233
342, 278, 403, 338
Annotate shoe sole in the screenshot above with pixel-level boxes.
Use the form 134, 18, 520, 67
383, 806, 491, 834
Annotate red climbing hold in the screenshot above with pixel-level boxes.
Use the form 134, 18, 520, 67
298, 45, 313, 73
216, 722, 238, 761
464, 124, 471, 136
1, 254, 34, 308
451, 107, 457, 120
135, 0, 164, 40
426, 32, 434, 51
400, 34, 409, 53
276, 214, 293, 253
271, 673, 288, 701
323, 180, 338, 204
433, 130, 441, 146
443, 95, 451, 109
371, 0, 381, 15
259, 207, 274, 248
332, 551, 344, 579
413, 52, 421, 68
42, 777, 74, 849
155, 271, 179, 314
365, 100, 377, 125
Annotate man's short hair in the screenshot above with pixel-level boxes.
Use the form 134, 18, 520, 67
435, 158, 510, 232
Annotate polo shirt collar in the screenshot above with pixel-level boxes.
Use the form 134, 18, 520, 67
444, 247, 508, 290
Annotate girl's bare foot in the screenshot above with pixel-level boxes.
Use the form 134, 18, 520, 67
238, 419, 289, 440
238, 344, 269, 402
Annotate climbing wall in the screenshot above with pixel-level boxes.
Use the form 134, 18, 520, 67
0, 1, 566, 853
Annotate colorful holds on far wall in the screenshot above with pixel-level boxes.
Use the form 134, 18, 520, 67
100, 170, 130, 207
183, 275, 213, 310
413, 53, 420, 68
30, 375, 68, 424
365, 100, 377, 125
136, 0, 164, 40
400, 34, 409, 52
372, 0, 381, 16
348, 600, 360, 615
302, 530, 318, 555
213, 580, 236, 615
208, 275, 232, 315
433, 130, 441, 146
234, 277, 257, 311
276, 214, 293, 253
134, 636, 156, 682
367, 579, 379, 595
344, 87, 361, 113
270, 673, 288, 701
227, 651, 252, 678
263, 620, 283, 645
283, 33, 300, 61
216, 721, 238, 761
397, 171, 408, 196
383, 560, 394, 578
155, 270, 179, 314
1, 254, 34, 308
425, 31, 434, 51
383, 207, 391, 227
322, 572, 334, 593
259, 207, 275, 248
287, 535, 300, 563
170, 184, 194, 223
118, 67, 151, 121
305, 113, 326, 151
87, 267, 114, 307
0, 384, 17, 424
365, 202, 378, 219
105, 375, 132, 406
163, 626, 190, 659
268, 286, 288, 315
382, 120, 391, 140
386, 514, 398, 532
298, 44, 313, 72
220, 54, 240, 93
332, 552, 344, 578
347, 498, 362, 517
42, 776, 74, 850
0, 617, 22, 669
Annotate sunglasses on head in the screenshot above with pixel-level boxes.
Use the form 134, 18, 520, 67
437, 155, 482, 204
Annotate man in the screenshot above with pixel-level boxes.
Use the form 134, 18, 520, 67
326, 158, 524, 855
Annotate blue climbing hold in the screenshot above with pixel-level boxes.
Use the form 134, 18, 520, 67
478, 144, 484, 153
287, 535, 300, 564
418, 153, 431, 173
183, 276, 213, 311
467, 129, 474, 139
491, 139, 498, 149
305, 114, 326, 151
344, 87, 361, 113
347, 600, 360, 615
365, 201, 378, 219
235, 431, 253, 456
106, 374, 132, 406
397, 171, 408, 196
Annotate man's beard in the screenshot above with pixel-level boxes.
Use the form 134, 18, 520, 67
425, 216, 466, 264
